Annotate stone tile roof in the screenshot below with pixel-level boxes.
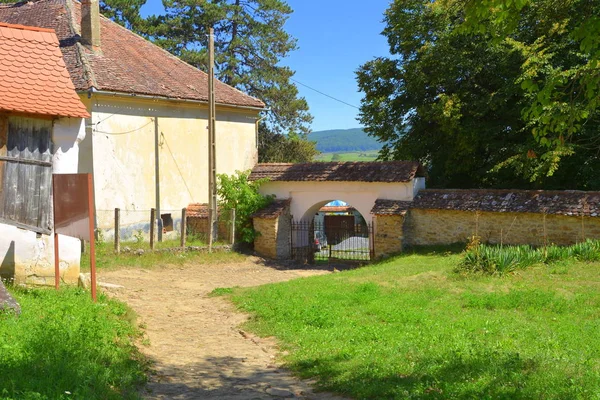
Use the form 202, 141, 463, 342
0, 22, 89, 118
370, 199, 412, 216
249, 162, 425, 183
251, 199, 290, 219
413, 189, 600, 217
0, 0, 264, 109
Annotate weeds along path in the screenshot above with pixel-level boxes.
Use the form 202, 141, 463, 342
100, 257, 345, 400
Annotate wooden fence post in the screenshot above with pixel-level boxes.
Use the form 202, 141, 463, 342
181, 208, 187, 248
150, 208, 156, 250
230, 208, 236, 245
114, 208, 120, 254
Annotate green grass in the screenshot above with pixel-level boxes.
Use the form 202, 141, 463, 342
0, 287, 147, 399
81, 240, 247, 271
315, 151, 379, 162
228, 251, 600, 399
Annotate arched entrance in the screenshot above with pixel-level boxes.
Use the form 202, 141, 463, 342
249, 161, 426, 262
291, 199, 373, 262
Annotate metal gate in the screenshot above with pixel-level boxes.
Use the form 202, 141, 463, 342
291, 220, 373, 263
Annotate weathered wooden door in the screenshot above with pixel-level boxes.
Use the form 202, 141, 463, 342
0, 116, 53, 234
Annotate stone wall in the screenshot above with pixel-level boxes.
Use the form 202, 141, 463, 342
373, 215, 405, 258
276, 211, 291, 259
404, 209, 600, 247
253, 217, 278, 259
253, 211, 291, 260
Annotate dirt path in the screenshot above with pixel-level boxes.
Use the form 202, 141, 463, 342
100, 257, 345, 399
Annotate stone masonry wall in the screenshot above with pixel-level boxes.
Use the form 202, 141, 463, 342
404, 209, 600, 247
276, 211, 291, 259
253, 217, 278, 259
374, 215, 405, 258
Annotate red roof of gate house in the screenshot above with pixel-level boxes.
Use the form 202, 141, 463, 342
0, 0, 265, 109
249, 162, 425, 183
0, 22, 89, 118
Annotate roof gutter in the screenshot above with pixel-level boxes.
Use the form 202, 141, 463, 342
83, 89, 266, 113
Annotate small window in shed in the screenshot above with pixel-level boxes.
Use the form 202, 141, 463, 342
161, 213, 173, 232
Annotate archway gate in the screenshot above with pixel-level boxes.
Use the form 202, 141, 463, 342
290, 219, 374, 263
249, 161, 426, 262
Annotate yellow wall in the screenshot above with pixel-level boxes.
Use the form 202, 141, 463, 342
405, 209, 600, 247
84, 94, 259, 230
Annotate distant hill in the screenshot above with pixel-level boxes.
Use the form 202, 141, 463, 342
309, 128, 382, 153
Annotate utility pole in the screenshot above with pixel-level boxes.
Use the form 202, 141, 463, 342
154, 117, 162, 242
208, 27, 218, 251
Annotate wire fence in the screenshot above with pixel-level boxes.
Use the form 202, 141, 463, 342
95, 208, 236, 252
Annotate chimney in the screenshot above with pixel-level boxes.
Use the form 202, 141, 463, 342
81, 0, 100, 48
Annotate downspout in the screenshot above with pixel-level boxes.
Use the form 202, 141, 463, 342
255, 110, 271, 151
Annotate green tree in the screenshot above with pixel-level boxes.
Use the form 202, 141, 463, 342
357, 0, 600, 188
142, 0, 312, 136
457, 0, 600, 177
99, 0, 146, 29
257, 124, 319, 163
217, 171, 273, 244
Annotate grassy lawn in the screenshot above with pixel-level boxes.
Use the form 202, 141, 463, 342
81, 239, 247, 271
228, 250, 600, 399
0, 287, 147, 399
315, 151, 379, 162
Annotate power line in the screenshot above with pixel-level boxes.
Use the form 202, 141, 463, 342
290, 78, 360, 109
94, 120, 154, 135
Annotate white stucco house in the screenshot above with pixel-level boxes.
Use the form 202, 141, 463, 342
0, 0, 265, 238
0, 22, 90, 284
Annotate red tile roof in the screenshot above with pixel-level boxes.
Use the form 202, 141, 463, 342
0, 0, 265, 109
249, 162, 425, 183
251, 199, 291, 219
412, 189, 600, 217
319, 205, 355, 213
0, 22, 89, 118
370, 199, 412, 216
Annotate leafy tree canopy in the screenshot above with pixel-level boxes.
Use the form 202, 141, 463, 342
257, 123, 319, 163
357, 0, 600, 188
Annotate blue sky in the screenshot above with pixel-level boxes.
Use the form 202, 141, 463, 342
140, 0, 392, 132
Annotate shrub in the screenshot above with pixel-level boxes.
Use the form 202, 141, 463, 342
458, 239, 600, 275
571, 239, 600, 262
217, 170, 274, 244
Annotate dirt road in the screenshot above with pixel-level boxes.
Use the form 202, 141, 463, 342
100, 257, 344, 399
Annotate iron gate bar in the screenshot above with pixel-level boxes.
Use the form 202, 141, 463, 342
291, 220, 373, 263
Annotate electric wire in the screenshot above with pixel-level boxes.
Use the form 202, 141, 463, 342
290, 78, 360, 109
93, 119, 154, 135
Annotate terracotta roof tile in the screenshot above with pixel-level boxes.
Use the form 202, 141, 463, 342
249, 162, 425, 183
0, 22, 89, 118
0, 0, 264, 109
251, 199, 291, 219
370, 199, 412, 216
319, 205, 355, 213
412, 189, 600, 217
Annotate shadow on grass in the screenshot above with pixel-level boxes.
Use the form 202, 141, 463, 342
288, 350, 579, 399
400, 243, 466, 256
255, 257, 364, 272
